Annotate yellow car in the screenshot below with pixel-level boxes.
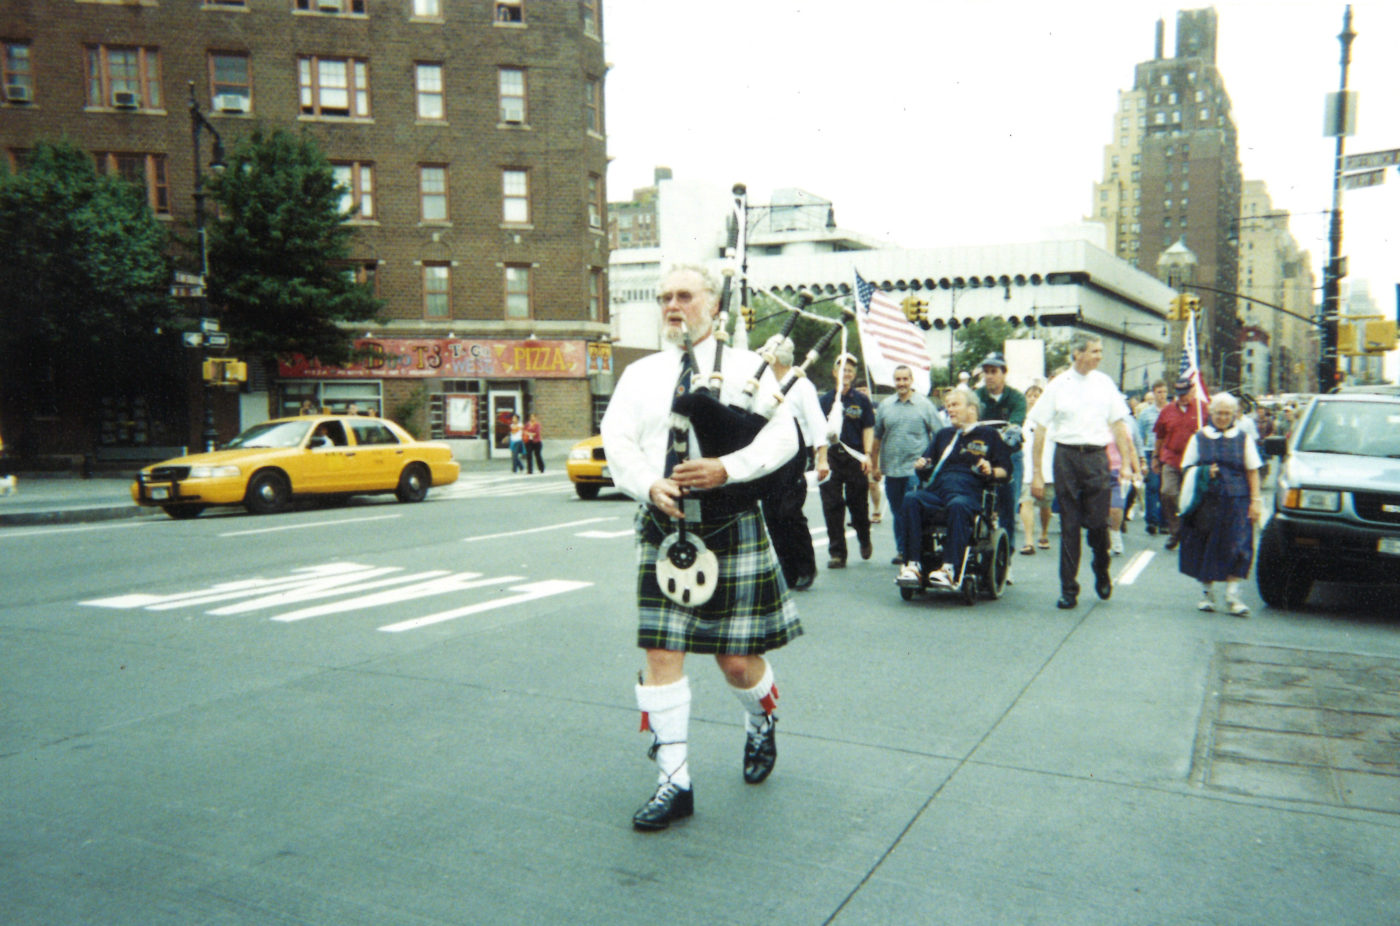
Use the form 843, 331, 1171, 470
132, 415, 460, 518
566, 434, 614, 499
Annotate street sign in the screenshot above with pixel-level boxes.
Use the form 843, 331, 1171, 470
182, 332, 203, 348
1343, 148, 1400, 171
204, 332, 231, 350
1342, 169, 1386, 191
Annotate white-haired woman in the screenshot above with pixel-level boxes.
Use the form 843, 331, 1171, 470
1177, 392, 1264, 616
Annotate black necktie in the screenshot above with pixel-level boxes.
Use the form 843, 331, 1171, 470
664, 351, 695, 477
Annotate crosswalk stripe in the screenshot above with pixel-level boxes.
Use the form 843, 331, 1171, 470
378, 578, 593, 633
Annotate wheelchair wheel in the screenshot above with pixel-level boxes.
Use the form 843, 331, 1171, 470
982, 528, 1010, 599
900, 586, 917, 601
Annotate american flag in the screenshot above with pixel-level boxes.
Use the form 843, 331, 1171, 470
1179, 310, 1210, 425
853, 271, 931, 395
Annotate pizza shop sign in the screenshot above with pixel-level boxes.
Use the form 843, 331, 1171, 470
280, 338, 589, 379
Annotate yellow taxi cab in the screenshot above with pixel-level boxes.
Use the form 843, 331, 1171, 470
566, 434, 614, 499
131, 415, 459, 518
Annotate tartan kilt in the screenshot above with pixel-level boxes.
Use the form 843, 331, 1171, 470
634, 504, 803, 654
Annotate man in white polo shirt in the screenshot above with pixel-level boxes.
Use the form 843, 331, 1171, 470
1028, 334, 1140, 609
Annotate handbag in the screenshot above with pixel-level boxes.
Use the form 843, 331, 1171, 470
1179, 464, 1219, 530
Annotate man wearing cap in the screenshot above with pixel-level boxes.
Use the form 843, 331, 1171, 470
974, 352, 1027, 556
818, 354, 875, 568
1029, 335, 1140, 609
1152, 378, 1202, 552
871, 364, 940, 565
760, 335, 828, 591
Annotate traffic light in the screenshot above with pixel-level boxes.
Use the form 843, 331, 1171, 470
1167, 295, 1184, 321
1339, 317, 1398, 355
202, 358, 248, 384
1183, 294, 1201, 317
900, 295, 931, 329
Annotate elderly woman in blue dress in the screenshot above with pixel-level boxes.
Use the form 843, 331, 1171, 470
1178, 392, 1265, 616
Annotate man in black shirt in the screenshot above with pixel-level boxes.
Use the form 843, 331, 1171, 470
818, 354, 875, 568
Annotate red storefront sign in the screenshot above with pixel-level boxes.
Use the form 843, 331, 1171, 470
280, 338, 589, 379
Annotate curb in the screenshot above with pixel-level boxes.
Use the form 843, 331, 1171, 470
0, 505, 161, 528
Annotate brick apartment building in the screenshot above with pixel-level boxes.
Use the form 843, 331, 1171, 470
0, 0, 610, 461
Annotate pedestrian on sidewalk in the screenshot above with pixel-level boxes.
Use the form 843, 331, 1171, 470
601, 264, 802, 832
523, 413, 545, 474
508, 415, 525, 473
1178, 393, 1264, 617
1028, 335, 1140, 609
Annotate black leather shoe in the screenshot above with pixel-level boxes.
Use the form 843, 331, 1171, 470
792, 573, 815, 591
891, 555, 904, 565
859, 538, 873, 560
1095, 573, 1113, 600
1146, 525, 1158, 536
743, 718, 777, 784
1056, 594, 1077, 609
827, 557, 846, 569
632, 781, 694, 831
1165, 537, 1180, 551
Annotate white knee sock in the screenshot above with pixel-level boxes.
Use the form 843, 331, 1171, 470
636, 676, 690, 789
730, 658, 778, 735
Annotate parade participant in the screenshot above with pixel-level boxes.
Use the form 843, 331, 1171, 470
870, 365, 940, 565
1029, 335, 1139, 609
601, 264, 802, 832
1136, 380, 1168, 535
974, 352, 1027, 555
760, 334, 827, 592
1177, 393, 1264, 616
895, 387, 1010, 588
1018, 383, 1053, 554
1153, 379, 1202, 551
818, 354, 875, 568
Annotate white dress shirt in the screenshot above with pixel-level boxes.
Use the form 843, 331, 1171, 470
601, 336, 798, 504
1026, 367, 1130, 446
781, 375, 827, 447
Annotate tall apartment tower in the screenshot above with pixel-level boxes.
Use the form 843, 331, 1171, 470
0, 0, 609, 457
1090, 8, 1244, 389
1238, 181, 1318, 394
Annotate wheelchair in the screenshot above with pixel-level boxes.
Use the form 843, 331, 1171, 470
897, 480, 1011, 606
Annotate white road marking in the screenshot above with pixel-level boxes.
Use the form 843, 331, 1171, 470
0, 520, 152, 540
212, 569, 454, 615
575, 529, 634, 539
272, 573, 523, 622
378, 578, 593, 633
83, 562, 376, 610
219, 513, 401, 537
463, 517, 616, 543
1116, 550, 1155, 585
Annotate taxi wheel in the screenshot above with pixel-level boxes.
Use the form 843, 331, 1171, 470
162, 505, 205, 520
574, 482, 601, 499
395, 464, 430, 503
244, 471, 290, 514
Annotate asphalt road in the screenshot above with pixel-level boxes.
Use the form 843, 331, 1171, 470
2, 473, 1398, 924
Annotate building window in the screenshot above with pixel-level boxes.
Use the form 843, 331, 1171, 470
86, 46, 161, 109
502, 169, 529, 224
412, 0, 441, 16
498, 67, 525, 124
495, 1, 522, 23
3, 42, 33, 104
414, 63, 443, 120
95, 152, 169, 214
339, 260, 378, 295
581, 0, 599, 37
1199, 108, 1210, 120
589, 267, 603, 321
1164, 199, 1172, 210
294, 0, 366, 13
587, 173, 603, 229
419, 164, 448, 222
209, 52, 251, 113
331, 161, 374, 218
298, 56, 369, 118
584, 77, 602, 133
423, 264, 450, 318
505, 265, 531, 318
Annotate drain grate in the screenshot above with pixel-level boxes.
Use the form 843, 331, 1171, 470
1192, 643, 1400, 813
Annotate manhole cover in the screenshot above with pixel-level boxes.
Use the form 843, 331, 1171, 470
1192, 643, 1400, 813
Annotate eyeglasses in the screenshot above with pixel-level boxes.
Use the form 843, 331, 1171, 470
656, 290, 699, 307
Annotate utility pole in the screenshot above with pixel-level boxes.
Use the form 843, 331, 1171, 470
1319, 6, 1357, 391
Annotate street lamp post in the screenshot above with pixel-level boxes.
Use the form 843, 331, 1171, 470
1319, 6, 1357, 391
189, 82, 226, 453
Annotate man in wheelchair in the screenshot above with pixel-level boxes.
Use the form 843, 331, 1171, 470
896, 387, 1011, 589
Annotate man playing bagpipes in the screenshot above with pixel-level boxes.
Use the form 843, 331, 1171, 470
601, 264, 803, 831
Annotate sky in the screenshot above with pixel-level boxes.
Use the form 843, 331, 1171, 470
602, 0, 1399, 314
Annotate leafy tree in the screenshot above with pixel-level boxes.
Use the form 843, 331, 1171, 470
950, 317, 1072, 383
0, 141, 178, 455
206, 127, 381, 365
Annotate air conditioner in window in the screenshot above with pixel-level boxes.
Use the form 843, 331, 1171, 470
501, 101, 524, 124
213, 93, 246, 113
112, 90, 139, 108
4, 83, 31, 104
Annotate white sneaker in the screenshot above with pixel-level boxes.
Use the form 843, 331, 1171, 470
1110, 531, 1124, 556
896, 564, 922, 587
929, 565, 956, 587
1226, 598, 1250, 617
1197, 596, 1216, 612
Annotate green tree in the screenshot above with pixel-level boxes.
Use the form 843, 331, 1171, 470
950, 317, 1072, 382
0, 141, 178, 456
206, 127, 381, 365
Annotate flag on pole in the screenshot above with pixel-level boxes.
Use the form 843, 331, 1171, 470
1179, 311, 1210, 425
853, 271, 931, 395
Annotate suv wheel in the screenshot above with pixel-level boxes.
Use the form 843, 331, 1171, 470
1257, 519, 1312, 609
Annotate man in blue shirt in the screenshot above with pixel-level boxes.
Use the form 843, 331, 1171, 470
896, 387, 1011, 588
1136, 380, 1168, 535
871, 364, 940, 565
819, 354, 875, 568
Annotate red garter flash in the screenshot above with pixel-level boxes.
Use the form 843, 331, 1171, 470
760, 684, 779, 715
639, 712, 651, 733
